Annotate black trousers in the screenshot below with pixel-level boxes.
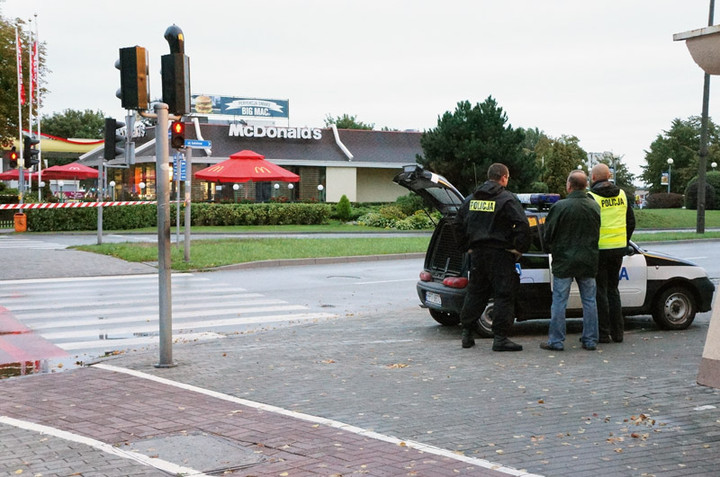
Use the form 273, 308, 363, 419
460, 248, 519, 338
596, 249, 625, 340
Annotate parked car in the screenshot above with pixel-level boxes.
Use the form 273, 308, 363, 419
393, 165, 716, 337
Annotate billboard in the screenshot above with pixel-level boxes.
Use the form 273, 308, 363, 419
191, 95, 289, 121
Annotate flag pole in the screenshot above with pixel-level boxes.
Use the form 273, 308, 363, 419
33, 14, 42, 202
27, 17, 34, 200
15, 25, 24, 205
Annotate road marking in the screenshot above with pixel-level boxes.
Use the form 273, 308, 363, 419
357, 278, 417, 285
0, 415, 209, 476
93, 364, 541, 477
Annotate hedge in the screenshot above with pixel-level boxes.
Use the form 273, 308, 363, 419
25, 202, 332, 231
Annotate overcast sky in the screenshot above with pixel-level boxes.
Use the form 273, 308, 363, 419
3, 0, 718, 178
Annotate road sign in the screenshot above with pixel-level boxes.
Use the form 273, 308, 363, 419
173, 153, 187, 181
184, 139, 211, 148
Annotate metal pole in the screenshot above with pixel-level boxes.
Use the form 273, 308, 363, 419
697, 0, 715, 234
155, 103, 174, 368
97, 159, 103, 245
184, 147, 192, 262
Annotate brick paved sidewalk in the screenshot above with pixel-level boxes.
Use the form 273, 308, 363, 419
0, 364, 531, 476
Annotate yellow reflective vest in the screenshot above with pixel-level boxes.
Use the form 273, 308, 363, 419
588, 189, 628, 250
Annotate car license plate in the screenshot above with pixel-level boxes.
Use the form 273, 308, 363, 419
426, 291, 442, 306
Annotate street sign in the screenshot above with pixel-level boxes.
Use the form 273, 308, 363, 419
184, 139, 211, 148
173, 153, 187, 181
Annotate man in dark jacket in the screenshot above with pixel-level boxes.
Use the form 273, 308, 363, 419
589, 163, 636, 343
541, 170, 601, 351
454, 163, 530, 352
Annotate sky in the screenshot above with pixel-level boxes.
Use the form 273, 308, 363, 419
3, 0, 719, 179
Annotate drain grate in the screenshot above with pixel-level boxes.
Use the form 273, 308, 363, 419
131, 432, 265, 474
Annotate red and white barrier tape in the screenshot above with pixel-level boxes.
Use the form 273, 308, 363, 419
0, 201, 156, 210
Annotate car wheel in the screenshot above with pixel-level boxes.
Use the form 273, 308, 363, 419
475, 303, 495, 338
652, 286, 697, 330
429, 309, 461, 326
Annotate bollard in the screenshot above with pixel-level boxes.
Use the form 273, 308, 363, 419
698, 292, 720, 388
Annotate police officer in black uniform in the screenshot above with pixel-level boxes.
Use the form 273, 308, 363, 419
454, 163, 530, 351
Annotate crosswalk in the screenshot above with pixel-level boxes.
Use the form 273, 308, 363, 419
0, 273, 337, 359
0, 235, 66, 250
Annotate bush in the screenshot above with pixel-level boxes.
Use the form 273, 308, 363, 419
685, 182, 716, 210
394, 211, 435, 230
378, 205, 406, 220
684, 171, 720, 210
645, 192, 684, 209
335, 195, 352, 221
26, 202, 332, 231
395, 193, 426, 216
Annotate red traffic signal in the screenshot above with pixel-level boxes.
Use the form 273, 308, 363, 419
171, 121, 185, 149
8, 147, 18, 168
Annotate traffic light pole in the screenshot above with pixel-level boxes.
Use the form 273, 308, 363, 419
184, 146, 191, 262
97, 159, 104, 245
154, 103, 174, 368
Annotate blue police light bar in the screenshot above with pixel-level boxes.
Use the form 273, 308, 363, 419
516, 193, 561, 207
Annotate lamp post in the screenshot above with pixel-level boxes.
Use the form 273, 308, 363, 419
57, 180, 64, 202
139, 181, 146, 199
317, 184, 324, 202
667, 158, 674, 193
712, 162, 718, 171
109, 180, 116, 201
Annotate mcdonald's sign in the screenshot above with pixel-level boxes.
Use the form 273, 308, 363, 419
254, 166, 271, 174
208, 165, 225, 173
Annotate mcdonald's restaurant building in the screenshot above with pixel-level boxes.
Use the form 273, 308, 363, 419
80, 122, 423, 204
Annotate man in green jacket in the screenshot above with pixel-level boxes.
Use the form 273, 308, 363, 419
541, 170, 601, 351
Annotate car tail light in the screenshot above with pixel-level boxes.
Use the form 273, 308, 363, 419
442, 277, 468, 289
419, 271, 433, 282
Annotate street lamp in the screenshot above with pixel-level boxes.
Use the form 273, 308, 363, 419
667, 158, 674, 193
139, 181, 146, 199
712, 162, 718, 171
109, 180, 116, 201
317, 184, 324, 202
57, 180, 64, 202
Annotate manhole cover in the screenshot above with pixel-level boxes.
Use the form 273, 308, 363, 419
131, 432, 264, 473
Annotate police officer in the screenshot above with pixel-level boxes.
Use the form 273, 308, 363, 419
454, 163, 530, 351
589, 163, 636, 343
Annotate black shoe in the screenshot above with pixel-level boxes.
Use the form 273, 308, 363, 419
598, 336, 611, 344
493, 338, 522, 352
582, 342, 597, 351
540, 342, 563, 352
611, 334, 623, 343
461, 329, 475, 349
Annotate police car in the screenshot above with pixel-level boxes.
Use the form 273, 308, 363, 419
393, 165, 716, 337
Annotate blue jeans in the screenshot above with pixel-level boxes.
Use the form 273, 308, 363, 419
548, 276, 599, 348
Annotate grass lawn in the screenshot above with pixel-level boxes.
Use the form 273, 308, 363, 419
69, 209, 720, 271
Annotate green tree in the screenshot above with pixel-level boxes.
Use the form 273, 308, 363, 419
536, 135, 587, 196
0, 9, 48, 145
324, 114, 374, 130
418, 97, 539, 195
641, 117, 720, 193
42, 109, 105, 139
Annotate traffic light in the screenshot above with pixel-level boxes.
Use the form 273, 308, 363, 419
104, 117, 125, 160
23, 135, 40, 167
115, 46, 150, 110
161, 25, 191, 115
171, 121, 185, 149
8, 147, 18, 168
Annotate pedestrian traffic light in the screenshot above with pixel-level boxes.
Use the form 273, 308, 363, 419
23, 135, 40, 167
161, 25, 191, 115
115, 46, 150, 110
171, 121, 185, 149
8, 147, 18, 168
104, 117, 125, 160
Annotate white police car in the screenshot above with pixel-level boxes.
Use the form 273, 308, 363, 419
393, 165, 716, 337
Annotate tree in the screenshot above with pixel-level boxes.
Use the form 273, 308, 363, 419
324, 114, 374, 130
0, 9, 48, 146
641, 117, 720, 193
42, 109, 105, 139
535, 135, 587, 196
418, 97, 539, 195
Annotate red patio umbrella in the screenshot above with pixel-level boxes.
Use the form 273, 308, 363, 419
40, 162, 98, 180
194, 150, 300, 183
0, 169, 32, 181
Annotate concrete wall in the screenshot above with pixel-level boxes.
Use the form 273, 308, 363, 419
357, 168, 406, 202
326, 167, 357, 202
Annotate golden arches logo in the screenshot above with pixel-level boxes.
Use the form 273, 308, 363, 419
208, 165, 225, 172
254, 166, 271, 174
